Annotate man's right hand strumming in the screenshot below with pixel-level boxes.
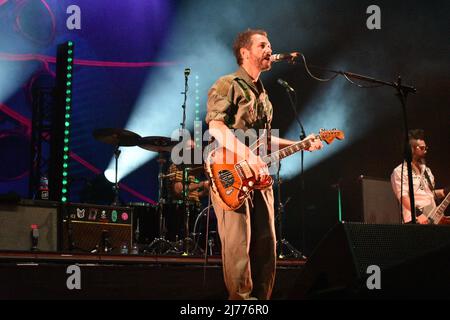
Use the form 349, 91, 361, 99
248, 153, 270, 182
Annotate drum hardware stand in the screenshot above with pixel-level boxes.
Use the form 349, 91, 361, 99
92, 128, 142, 206
112, 144, 121, 206
192, 205, 216, 256
146, 152, 176, 255
183, 168, 198, 255
276, 161, 304, 259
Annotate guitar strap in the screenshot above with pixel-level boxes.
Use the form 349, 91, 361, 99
423, 168, 438, 202
233, 78, 251, 102
233, 77, 272, 151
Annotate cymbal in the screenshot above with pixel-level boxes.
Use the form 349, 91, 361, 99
138, 136, 178, 152
184, 165, 204, 172
93, 128, 141, 146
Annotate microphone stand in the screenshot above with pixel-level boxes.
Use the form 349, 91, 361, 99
180, 68, 194, 255
282, 85, 307, 257
276, 161, 303, 259
307, 65, 417, 222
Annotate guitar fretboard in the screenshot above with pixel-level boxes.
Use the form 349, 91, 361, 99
430, 192, 450, 222
262, 137, 314, 166
436, 193, 450, 216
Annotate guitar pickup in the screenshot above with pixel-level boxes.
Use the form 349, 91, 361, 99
236, 161, 253, 179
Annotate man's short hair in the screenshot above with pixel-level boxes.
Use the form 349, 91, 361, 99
408, 129, 425, 141
233, 29, 268, 65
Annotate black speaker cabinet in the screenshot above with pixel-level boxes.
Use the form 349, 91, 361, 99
0, 199, 60, 251
289, 222, 450, 299
62, 203, 133, 254
343, 175, 401, 224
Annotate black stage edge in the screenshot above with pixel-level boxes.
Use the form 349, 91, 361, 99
0, 251, 304, 300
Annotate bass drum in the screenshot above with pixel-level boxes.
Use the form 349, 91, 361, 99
191, 205, 221, 256
164, 200, 202, 243
128, 202, 159, 245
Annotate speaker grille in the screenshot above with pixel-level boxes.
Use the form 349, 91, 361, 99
290, 222, 450, 299
344, 223, 450, 276
63, 220, 132, 253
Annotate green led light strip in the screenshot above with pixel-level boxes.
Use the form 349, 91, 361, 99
61, 41, 74, 203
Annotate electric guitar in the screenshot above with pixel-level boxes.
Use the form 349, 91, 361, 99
420, 192, 450, 225
205, 129, 344, 210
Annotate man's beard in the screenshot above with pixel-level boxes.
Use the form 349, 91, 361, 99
415, 156, 426, 165
259, 58, 272, 71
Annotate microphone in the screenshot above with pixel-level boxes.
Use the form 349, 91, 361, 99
184, 68, 191, 76
277, 78, 295, 92
270, 52, 301, 63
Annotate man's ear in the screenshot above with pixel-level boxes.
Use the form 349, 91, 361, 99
240, 47, 248, 61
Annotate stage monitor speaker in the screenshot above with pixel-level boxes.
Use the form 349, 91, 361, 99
0, 199, 59, 251
289, 222, 450, 299
62, 203, 133, 254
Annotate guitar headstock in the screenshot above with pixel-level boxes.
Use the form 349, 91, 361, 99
318, 128, 345, 144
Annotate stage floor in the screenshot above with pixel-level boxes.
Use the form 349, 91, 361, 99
0, 251, 305, 300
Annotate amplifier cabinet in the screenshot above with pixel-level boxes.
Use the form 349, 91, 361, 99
62, 203, 133, 254
0, 200, 59, 251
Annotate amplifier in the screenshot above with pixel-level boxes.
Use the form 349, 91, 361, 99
62, 203, 133, 254
0, 199, 60, 252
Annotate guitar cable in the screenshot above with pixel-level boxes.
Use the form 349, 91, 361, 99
202, 188, 212, 291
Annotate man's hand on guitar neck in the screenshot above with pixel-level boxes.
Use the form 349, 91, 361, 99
271, 134, 323, 151
304, 134, 323, 151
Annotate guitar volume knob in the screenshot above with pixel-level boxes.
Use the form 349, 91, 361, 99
242, 186, 248, 192
248, 181, 254, 187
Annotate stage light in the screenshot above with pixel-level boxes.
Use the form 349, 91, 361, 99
104, 42, 235, 180
103, 1, 328, 181
0, 60, 40, 104
104, 169, 116, 183
279, 80, 353, 180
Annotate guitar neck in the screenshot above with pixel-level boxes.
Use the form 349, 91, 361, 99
262, 136, 314, 165
436, 192, 450, 216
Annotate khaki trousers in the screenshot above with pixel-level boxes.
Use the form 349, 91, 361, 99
211, 188, 276, 300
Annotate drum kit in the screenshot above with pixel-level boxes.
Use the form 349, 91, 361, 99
92, 128, 218, 256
